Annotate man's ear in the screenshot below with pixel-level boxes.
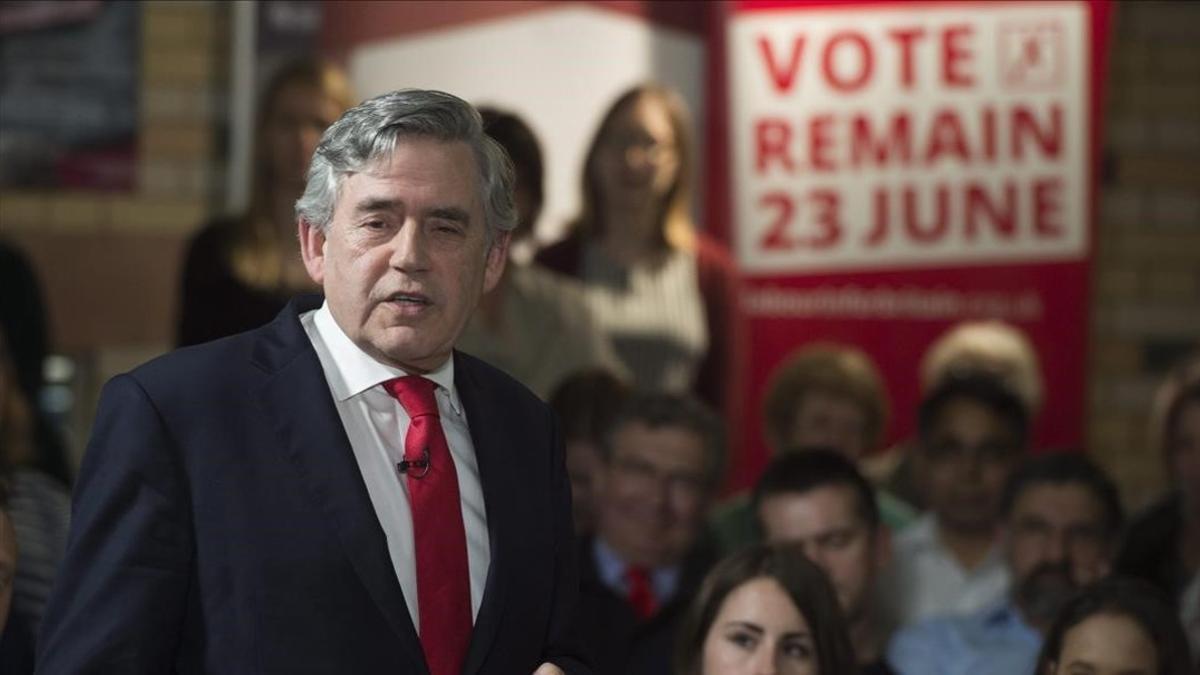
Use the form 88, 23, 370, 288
482, 230, 512, 293
298, 218, 326, 285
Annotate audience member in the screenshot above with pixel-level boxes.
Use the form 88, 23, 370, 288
177, 58, 352, 346
1116, 354, 1200, 661
549, 368, 631, 537
881, 373, 1029, 626
919, 320, 1045, 417
873, 320, 1044, 509
754, 450, 896, 674
887, 452, 1124, 675
0, 244, 72, 662
674, 542, 856, 675
575, 391, 725, 675
0, 239, 71, 485
710, 343, 912, 555
0, 459, 35, 674
536, 84, 744, 420
457, 107, 626, 398
1034, 577, 1193, 675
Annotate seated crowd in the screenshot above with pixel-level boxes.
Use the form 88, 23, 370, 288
548, 340, 1200, 675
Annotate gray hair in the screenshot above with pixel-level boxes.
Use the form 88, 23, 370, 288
295, 89, 516, 239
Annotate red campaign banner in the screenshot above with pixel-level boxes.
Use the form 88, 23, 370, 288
710, 0, 1113, 492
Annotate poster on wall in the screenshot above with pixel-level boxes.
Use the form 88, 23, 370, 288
720, 0, 1111, 490
0, 1, 139, 191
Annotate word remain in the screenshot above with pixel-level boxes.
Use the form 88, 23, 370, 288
754, 104, 1063, 174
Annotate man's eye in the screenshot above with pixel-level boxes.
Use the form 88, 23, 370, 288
431, 222, 464, 235
363, 219, 387, 230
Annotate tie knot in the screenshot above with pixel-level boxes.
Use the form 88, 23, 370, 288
625, 565, 652, 587
383, 376, 439, 418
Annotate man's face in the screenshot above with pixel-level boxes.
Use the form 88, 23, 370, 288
1006, 482, 1110, 629
595, 421, 711, 568
918, 397, 1022, 535
300, 138, 509, 372
758, 485, 888, 623
787, 391, 870, 459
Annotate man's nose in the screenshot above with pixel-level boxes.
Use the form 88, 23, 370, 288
647, 474, 672, 512
1043, 530, 1068, 564
389, 222, 429, 271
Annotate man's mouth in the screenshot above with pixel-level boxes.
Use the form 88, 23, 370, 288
387, 292, 431, 306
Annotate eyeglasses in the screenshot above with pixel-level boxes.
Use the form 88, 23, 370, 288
605, 134, 678, 165
610, 455, 706, 502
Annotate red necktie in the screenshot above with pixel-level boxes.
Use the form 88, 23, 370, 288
383, 376, 472, 675
625, 565, 657, 620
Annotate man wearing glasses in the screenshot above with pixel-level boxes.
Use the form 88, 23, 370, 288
574, 391, 725, 675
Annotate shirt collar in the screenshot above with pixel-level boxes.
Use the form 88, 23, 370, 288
916, 513, 1006, 569
592, 536, 681, 602
983, 602, 1042, 646
312, 302, 462, 415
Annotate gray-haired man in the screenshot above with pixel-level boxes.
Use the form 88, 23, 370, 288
39, 90, 587, 675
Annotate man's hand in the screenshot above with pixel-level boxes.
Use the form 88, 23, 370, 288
533, 663, 565, 675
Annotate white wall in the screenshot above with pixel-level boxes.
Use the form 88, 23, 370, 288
349, 5, 705, 245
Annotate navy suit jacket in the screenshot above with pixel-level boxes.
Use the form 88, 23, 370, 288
37, 297, 588, 674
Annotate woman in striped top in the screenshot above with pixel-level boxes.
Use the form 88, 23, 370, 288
537, 84, 744, 422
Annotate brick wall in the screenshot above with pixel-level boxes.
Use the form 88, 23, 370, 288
1090, 0, 1200, 509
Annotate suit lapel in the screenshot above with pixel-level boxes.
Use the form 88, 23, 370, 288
456, 354, 511, 675
252, 297, 428, 672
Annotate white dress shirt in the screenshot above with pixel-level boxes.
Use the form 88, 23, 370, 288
880, 513, 1010, 628
301, 303, 491, 631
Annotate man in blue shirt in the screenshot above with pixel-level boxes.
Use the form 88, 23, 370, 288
573, 392, 725, 675
887, 453, 1124, 675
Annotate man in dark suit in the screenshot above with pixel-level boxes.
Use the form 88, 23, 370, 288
574, 392, 723, 675
37, 90, 586, 675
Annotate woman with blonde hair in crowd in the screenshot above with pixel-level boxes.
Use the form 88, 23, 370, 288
537, 84, 744, 421
177, 57, 353, 346
675, 543, 856, 675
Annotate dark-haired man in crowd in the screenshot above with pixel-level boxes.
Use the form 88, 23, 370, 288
755, 449, 896, 674
887, 452, 1124, 675
881, 374, 1030, 627
574, 391, 724, 675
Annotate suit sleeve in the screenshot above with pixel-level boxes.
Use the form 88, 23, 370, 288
37, 374, 193, 673
542, 408, 593, 674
